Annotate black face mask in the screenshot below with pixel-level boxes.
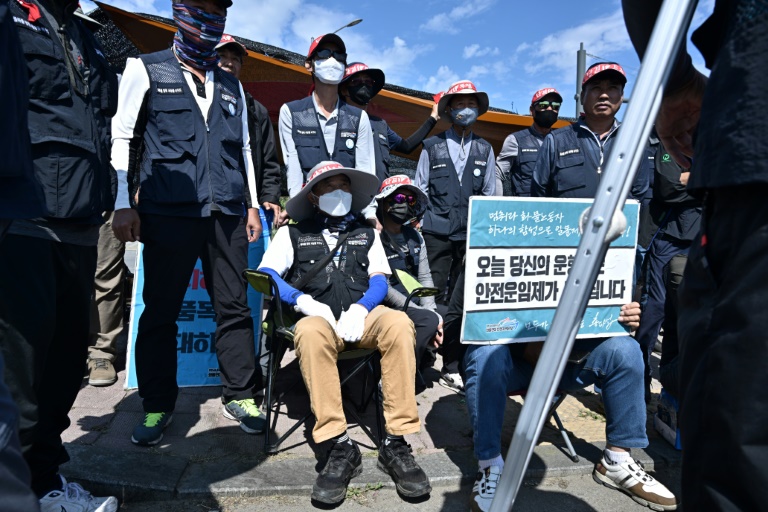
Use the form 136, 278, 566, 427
533, 109, 559, 129
348, 84, 374, 105
387, 203, 413, 224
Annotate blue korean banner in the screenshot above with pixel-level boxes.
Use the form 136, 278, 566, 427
125, 210, 269, 389
461, 197, 639, 344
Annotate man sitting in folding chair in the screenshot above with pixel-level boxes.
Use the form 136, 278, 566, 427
257, 161, 431, 505
375, 175, 445, 378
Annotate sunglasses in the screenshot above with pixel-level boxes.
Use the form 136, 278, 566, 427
314, 48, 348, 63
534, 100, 561, 111
390, 193, 417, 206
348, 77, 375, 87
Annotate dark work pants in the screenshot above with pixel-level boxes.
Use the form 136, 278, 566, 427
405, 308, 440, 371
423, 233, 466, 304
0, 234, 96, 496
442, 269, 467, 375
658, 254, 687, 399
137, 213, 256, 412
677, 186, 768, 511
0, 351, 39, 511
634, 236, 689, 390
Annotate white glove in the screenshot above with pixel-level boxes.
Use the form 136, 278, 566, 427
335, 304, 369, 343
294, 294, 337, 328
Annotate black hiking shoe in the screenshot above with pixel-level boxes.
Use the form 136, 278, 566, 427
311, 441, 362, 504
377, 438, 432, 498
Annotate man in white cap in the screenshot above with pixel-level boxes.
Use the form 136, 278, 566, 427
414, 80, 497, 392
277, 34, 375, 225
258, 161, 431, 504
496, 88, 562, 197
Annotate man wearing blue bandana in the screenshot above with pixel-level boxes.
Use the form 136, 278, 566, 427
111, 0, 265, 446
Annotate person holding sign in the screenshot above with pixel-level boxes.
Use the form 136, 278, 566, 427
415, 80, 497, 303
258, 162, 431, 505
496, 88, 563, 197
466, 62, 676, 512
111, 0, 265, 446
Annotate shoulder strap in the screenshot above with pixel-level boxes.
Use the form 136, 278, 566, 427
290, 230, 350, 291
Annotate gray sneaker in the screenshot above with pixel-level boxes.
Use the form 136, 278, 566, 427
223, 398, 266, 434
88, 358, 117, 387
438, 371, 465, 395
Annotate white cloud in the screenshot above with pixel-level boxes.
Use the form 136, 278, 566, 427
516, 9, 632, 83
421, 65, 460, 94
463, 44, 500, 59
468, 65, 488, 80
81, 0, 169, 17
420, 0, 496, 34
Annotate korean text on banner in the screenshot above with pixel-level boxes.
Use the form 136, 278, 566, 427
461, 197, 639, 344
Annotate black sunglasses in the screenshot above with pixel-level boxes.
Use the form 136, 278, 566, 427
314, 48, 347, 63
534, 100, 561, 111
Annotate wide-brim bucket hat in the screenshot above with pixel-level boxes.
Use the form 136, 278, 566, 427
437, 80, 489, 116
374, 175, 428, 219
341, 62, 385, 98
285, 161, 379, 222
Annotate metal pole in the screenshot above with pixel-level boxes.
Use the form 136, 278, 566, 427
489, 0, 698, 510
575, 43, 586, 117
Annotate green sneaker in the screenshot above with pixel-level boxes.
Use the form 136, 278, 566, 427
131, 412, 173, 446
223, 398, 266, 434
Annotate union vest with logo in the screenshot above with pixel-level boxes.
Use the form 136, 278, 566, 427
369, 115, 391, 183
381, 226, 421, 296
286, 219, 374, 319
12, 1, 117, 222
421, 133, 491, 239
509, 126, 543, 197
546, 124, 612, 199
287, 96, 362, 182
137, 49, 246, 217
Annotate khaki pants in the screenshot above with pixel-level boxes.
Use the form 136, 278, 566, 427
88, 212, 126, 362
294, 305, 420, 443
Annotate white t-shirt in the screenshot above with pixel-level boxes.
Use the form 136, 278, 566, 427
259, 225, 391, 278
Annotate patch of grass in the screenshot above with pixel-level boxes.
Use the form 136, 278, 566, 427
578, 408, 606, 422
346, 482, 384, 501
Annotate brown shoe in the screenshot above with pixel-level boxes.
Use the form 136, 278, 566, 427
88, 358, 117, 387
593, 456, 679, 510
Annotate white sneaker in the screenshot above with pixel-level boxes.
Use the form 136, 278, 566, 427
470, 465, 501, 512
39, 477, 118, 512
593, 455, 679, 511
438, 371, 465, 395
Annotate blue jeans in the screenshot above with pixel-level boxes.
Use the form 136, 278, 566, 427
463, 336, 647, 461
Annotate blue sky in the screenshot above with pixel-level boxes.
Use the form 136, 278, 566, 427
83, 0, 715, 117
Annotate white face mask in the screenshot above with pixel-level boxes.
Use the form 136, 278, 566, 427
314, 57, 345, 85
317, 189, 352, 217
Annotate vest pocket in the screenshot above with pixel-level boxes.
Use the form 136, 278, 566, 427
143, 150, 199, 205
17, 27, 70, 101
554, 154, 586, 193
429, 168, 451, 214
40, 152, 99, 218
154, 97, 195, 142
219, 100, 243, 142
219, 147, 245, 203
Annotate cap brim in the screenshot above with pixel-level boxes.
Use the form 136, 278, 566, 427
215, 41, 247, 56
285, 167, 379, 222
310, 33, 347, 58
584, 69, 627, 86
438, 91, 489, 117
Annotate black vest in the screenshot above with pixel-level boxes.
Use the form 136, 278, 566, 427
286, 219, 374, 319
380, 226, 422, 296
137, 49, 246, 217
369, 115, 391, 183
11, 2, 117, 222
287, 96, 362, 182
509, 127, 543, 197
421, 132, 492, 240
